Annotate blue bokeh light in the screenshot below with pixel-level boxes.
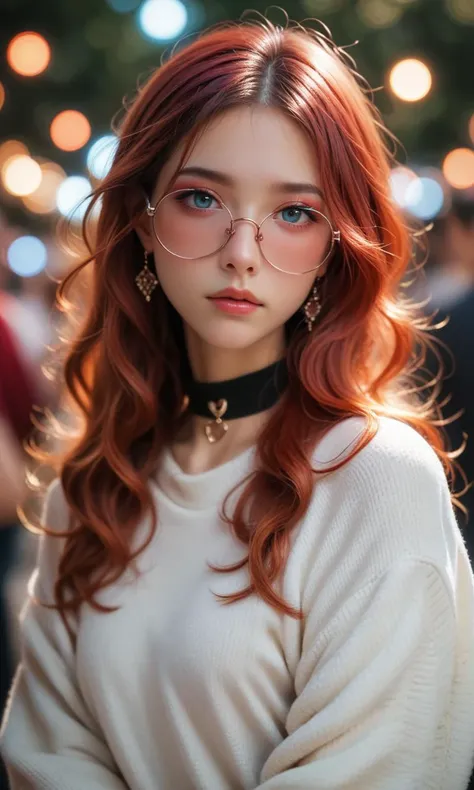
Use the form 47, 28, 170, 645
405, 177, 445, 220
7, 236, 47, 278
138, 0, 188, 41
87, 135, 119, 180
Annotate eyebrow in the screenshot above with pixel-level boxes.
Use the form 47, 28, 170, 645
176, 166, 325, 200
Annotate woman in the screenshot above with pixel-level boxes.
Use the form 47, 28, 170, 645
1, 17, 474, 790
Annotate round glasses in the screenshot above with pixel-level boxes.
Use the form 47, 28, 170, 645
145, 188, 340, 275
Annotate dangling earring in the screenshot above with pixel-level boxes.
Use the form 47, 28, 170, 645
135, 250, 159, 302
303, 278, 322, 332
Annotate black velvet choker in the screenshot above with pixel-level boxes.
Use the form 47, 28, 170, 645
184, 360, 288, 443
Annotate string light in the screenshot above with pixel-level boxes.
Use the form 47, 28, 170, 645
6, 32, 51, 77
0, 83, 5, 111
442, 148, 474, 189
2, 155, 42, 197
389, 58, 433, 102
50, 110, 91, 152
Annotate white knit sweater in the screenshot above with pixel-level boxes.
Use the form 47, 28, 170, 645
2, 416, 474, 789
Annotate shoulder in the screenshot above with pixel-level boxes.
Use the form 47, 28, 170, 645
298, 416, 461, 583
313, 415, 446, 489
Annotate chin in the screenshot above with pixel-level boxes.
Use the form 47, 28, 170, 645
188, 319, 270, 350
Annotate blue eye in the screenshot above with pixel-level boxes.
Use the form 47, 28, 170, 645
193, 191, 214, 209
281, 207, 302, 223
279, 206, 316, 225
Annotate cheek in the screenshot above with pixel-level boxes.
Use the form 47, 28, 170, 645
152, 251, 209, 316
270, 274, 316, 318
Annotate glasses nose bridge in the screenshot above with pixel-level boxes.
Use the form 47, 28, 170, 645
231, 215, 264, 241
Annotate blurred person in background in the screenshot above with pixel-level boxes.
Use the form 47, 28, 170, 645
428, 196, 474, 560
2, 17, 474, 790
422, 195, 474, 312
0, 306, 38, 790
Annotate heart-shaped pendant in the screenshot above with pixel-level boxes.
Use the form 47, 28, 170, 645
205, 399, 229, 443
205, 420, 229, 443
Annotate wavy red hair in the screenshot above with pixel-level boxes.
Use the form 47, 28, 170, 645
29, 17, 456, 634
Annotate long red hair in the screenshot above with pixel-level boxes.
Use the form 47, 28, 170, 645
30, 17, 455, 631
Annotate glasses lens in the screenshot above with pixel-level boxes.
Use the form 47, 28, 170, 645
259, 206, 334, 274
153, 189, 232, 259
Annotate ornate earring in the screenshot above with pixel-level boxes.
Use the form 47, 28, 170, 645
303, 278, 322, 332
135, 250, 159, 302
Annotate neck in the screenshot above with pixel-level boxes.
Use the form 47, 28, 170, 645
171, 326, 286, 473
184, 325, 286, 382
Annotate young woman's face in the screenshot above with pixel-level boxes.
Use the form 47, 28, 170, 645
140, 105, 333, 352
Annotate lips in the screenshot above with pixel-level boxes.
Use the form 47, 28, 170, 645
208, 287, 263, 305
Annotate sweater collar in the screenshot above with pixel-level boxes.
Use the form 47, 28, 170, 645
156, 445, 256, 510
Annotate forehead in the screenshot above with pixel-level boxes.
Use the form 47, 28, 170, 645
156, 105, 321, 192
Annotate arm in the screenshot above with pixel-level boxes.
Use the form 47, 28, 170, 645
0, 482, 129, 790
257, 422, 474, 790
258, 560, 463, 789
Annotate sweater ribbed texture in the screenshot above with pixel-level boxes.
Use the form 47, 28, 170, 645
1, 416, 474, 789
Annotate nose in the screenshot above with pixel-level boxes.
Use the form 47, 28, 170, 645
219, 217, 262, 277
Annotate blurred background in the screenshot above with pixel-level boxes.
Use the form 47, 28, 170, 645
1, 0, 474, 783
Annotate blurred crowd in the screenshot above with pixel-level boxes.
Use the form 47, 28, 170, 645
0, 195, 473, 786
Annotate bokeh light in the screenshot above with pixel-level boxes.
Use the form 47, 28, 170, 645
2, 155, 42, 196
106, 0, 141, 11
7, 236, 47, 277
50, 110, 92, 152
446, 0, 474, 23
0, 83, 5, 111
357, 0, 402, 28
138, 0, 188, 41
23, 161, 66, 214
86, 135, 118, 179
389, 166, 419, 208
404, 176, 445, 219
6, 32, 51, 77
56, 175, 92, 221
442, 148, 474, 189
389, 58, 433, 102
0, 141, 28, 169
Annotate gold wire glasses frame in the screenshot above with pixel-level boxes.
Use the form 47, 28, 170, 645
145, 188, 341, 276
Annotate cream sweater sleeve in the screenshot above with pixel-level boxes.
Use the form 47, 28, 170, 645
257, 421, 474, 790
0, 481, 128, 790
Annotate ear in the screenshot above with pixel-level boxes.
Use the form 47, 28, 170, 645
133, 206, 154, 252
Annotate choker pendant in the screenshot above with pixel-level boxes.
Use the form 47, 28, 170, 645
205, 399, 229, 443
